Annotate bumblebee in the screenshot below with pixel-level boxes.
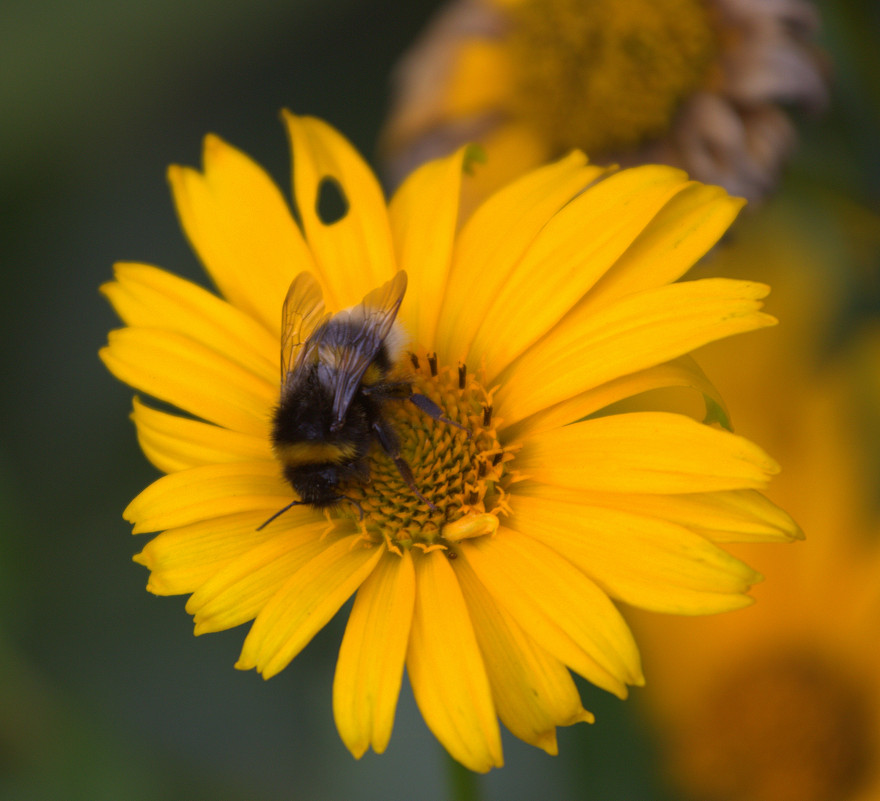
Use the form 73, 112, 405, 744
258, 270, 458, 529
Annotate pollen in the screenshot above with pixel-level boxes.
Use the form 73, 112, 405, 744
342, 354, 515, 553
506, 0, 718, 156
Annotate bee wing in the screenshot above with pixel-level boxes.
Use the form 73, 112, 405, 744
280, 271, 328, 384
322, 270, 408, 426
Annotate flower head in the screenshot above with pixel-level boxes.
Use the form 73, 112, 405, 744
635, 360, 880, 801
633, 203, 880, 801
100, 113, 799, 771
381, 0, 828, 206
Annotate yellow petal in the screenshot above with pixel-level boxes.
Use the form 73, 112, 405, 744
236, 536, 384, 678
585, 183, 746, 308
389, 145, 469, 349
100, 262, 276, 382
283, 112, 396, 310
186, 519, 333, 634
454, 122, 554, 221
516, 412, 780, 494
508, 492, 760, 614
496, 278, 776, 425
168, 134, 316, 334
433, 152, 607, 363
471, 166, 694, 378
454, 553, 593, 754
667, 490, 803, 543
133, 508, 321, 596
333, 550, 415, 758
124, 461, 290, 533
458, 529, 643, 697
131, 397, 272, 473
406, 548, 503, 772
101, 328, 275, 437
528, 486, 801, 544
504, 355, 726, 440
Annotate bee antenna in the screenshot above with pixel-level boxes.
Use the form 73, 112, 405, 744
256, 499, 304, 531
409, 393, 471, 438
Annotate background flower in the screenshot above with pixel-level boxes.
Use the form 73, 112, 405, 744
632, 223, 880, 799
380, 0, 828, 207
1, 0, 878, 798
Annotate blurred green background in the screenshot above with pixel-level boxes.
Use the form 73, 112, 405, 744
1, 1, 878, 799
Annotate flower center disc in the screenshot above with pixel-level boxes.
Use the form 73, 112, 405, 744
341, 354, 511, 551
507, 0, 718, 156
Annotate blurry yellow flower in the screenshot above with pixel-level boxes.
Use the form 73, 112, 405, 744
633, 205, 880, 801
635, 367, 880, 801
381, 0, 827, 207
100, 113, 799, 772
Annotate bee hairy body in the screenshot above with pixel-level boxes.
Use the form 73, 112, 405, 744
258, 270, 461, 530
271, 337, 403, 509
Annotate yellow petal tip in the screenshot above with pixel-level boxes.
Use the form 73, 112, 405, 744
533, 731, 559, 756
202, 133, 231, 163
165, 163, 185, 184
344, 742, 369, 760
578, 709, 596, 725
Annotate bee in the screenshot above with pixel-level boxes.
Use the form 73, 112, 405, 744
257, 270, 461, 530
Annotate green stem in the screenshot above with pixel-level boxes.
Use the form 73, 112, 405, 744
446, 752, 482, 801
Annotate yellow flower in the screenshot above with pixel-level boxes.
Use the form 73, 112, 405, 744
381, 0, 828, 207
100, 113, 799, 772
632, 205, 880, 801
634, 364, 880, 801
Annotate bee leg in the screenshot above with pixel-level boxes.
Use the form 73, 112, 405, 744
371, 419, 438, 512
338, 495, 365, 520
409, 393, 471, 438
